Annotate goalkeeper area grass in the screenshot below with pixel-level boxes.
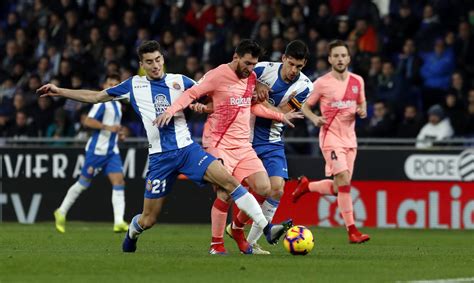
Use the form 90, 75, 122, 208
0, 223, 473, 282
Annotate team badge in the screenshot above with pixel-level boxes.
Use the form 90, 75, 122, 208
146, 179, 152, 191
154, 94, 170, 114
352, 86, 359, 94
172, 82, 181, 90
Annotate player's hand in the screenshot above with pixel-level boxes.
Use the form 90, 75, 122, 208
36, 83, 61, 97
153, 112, 173, 128
104, 125, 121, 133
253, 82, 270, 102
356, 105, 367, 118
190, 102, 214, 113
282, 109, 304, 128
311, 115, 327, 127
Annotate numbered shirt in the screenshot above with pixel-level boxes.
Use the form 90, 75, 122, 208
106, 74, 195, 154
85, 101, 122, 155
306, 71, 365, 149
250, 62, 313, 147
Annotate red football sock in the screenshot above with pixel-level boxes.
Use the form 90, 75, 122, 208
211, 198, 230, 240
337, 185, 355, 229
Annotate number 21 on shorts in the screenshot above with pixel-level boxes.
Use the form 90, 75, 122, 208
151, 179, 167, 194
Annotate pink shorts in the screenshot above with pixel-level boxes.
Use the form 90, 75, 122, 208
205, 146, 266, 183
322, 148, 357, 177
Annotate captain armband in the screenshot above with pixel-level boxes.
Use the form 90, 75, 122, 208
287, 97, 303, 110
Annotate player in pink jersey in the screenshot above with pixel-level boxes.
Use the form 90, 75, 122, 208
293, 40, 370, 244
154, 40, 300, 254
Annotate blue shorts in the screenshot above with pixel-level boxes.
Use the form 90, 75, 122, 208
253, 144, 288, 179
144, 142, 216, 199
81, 152, 123, 179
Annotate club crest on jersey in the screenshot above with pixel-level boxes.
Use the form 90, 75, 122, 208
172, 82, 181, 90
154, 94, 170, 114
352, 86, 359, 94
146, 179, 152, 191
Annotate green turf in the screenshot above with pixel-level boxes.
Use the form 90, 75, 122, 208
0, 223, 473, 283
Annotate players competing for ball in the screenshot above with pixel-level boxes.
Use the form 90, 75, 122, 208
293, 40, 370, 244
38, 40, 291, 252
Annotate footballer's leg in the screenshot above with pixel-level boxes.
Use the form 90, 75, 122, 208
209, 189, 231, 255
204, 160, 291, 246
108, 172, 127, 233
123, 197, 165, 253
54, 175, 90, 233
246, 176, 284, 254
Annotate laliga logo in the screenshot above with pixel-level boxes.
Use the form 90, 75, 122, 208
318, 187, 367, 227
404, 149, 474, 181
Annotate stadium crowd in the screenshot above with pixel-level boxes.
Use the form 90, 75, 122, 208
1, 0, 474, 151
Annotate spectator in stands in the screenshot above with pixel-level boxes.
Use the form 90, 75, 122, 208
450, 71, 468, 101
416, 104, 454, 148
349, 19, 379, 54
375, 60, 406, 109
444, 92, 467, 136
335, 18, 350, 40
465, 103, 474, 137
6, 110, 38, 138
85, 27, 104, 62
32, 96, 55, 136
185, 0, 216, 36
415, 4, 443, 52
395, 4, 419, 41
366, 55, 382, 102
198, 24, 225, 67
360, 100, 395, 137
183, 56, 200, 79
166, 39, 188, 75
397, 39, 422, 87
46, 108, 75, 139
313, 3, 336, 39
420, 38, 455, 109
396, 104, 424, 138
454, 21, 474, 79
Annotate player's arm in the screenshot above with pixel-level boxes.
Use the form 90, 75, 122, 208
356, 100, 367, 118
251, 103, 304, 128
83, 118, 121, 132
190, 101, 214, 113
155, 73, 216, 127
37, 84, 112, 103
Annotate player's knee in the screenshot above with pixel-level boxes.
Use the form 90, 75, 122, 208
271, 187, 284, 200
216, 189, 231, 202
253, 181, 271, 197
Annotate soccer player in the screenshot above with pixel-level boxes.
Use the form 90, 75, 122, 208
155, 39, 300, 255
292, 40, 370, 244
243, 40, 314, 254
38, 40, 289, 253
53, 73, 128, 233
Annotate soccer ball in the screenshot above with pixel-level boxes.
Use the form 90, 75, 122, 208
283, 225, 314, 255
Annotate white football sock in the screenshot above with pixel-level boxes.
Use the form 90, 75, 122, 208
112, 186, 125, 224
230, 185, 268, 229
58, 181, 87, 215
247, 198, 279, 244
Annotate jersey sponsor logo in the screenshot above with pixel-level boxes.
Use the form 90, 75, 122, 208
330, 100, 356, 109
198, 155, 208, 166
229, 97, 251, 106
172, 82, 181, 90
133, 84, 148, 89
154, 94, 170, 114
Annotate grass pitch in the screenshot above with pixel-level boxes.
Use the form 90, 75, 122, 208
0, 223, 473, 283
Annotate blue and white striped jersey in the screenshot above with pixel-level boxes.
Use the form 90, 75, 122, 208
85, 100, 122, 156
250, 62, 313, 146
106, 74, 195, 154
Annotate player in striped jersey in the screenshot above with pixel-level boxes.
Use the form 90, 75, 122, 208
38, 40, 290, 253
53, 73, 128, 233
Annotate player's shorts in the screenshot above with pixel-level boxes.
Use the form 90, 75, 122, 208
321, 147, 357, 177
81, 152, 123, 179
144, 142, 216, 199
204, 145, 266, 183
253, 144, 288, 179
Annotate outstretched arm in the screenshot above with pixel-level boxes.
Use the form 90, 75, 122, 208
37, 84, 112, 103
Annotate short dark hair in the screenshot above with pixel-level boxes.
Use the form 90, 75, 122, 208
106, 72, 121, 82
137, 40, 162, 61
285, 40, 309, 60
235, 39, 262, 58
328, 40, 350, 56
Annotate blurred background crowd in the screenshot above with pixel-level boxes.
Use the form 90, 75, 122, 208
1, 0, 473, 152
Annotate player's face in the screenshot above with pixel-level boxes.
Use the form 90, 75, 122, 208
235, 53, 258, 79
281, 55, 306, 82
328, 46, 350, 73
103, 78, 120, 89
140, 51, 164, 80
